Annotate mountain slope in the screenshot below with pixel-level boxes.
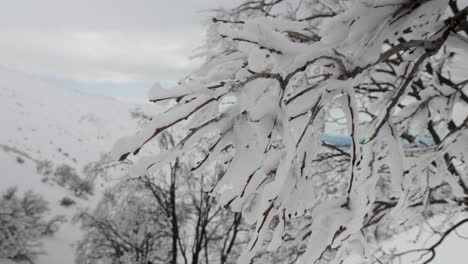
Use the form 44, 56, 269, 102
0, 68, 141, 264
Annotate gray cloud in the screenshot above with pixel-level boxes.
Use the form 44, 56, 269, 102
0, 0, 236, 96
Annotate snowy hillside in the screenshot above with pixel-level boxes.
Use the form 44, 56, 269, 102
0, 68, 145, 264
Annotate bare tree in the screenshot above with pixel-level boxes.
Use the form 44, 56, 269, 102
137, 132, 247, 264
78, 132, 247, 264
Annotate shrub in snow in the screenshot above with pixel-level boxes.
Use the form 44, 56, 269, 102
0, 187, 65, 263
59, 197, 76, 207
35, 160, 54, 177
53, 164, 94, 197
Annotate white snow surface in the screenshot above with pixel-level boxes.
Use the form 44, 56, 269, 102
0, 68, 141, 264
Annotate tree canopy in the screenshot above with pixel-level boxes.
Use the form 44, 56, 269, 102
114, 1, 468, 263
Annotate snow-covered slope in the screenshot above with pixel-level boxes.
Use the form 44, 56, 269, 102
0, 68, 142, 264
0, 68, 139, 166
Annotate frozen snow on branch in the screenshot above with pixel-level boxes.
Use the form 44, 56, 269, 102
113, 0, 468, 263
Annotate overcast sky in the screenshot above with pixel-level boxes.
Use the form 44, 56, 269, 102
0, 0, 236, 100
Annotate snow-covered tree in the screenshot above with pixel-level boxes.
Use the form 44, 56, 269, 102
114, 0, 468, 263
75, 180, 172, 264
0, 187, 64, 263
79, 132, 246, 264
